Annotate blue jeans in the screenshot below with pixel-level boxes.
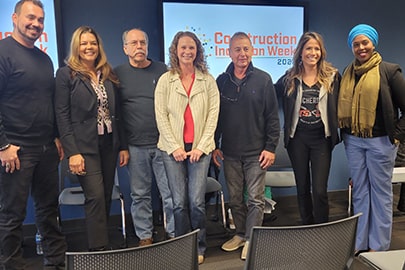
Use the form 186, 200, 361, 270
161, 151, 211, 256
223, 155, 266, 240
343, 134, 396, 251
128, 145, 174, 239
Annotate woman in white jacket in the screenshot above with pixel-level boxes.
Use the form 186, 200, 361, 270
154, 31, 219, 264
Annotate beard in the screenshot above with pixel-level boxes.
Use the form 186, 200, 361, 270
18, 25, 43, 42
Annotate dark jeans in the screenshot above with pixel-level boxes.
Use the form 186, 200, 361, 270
0, 143, 66, 270
287, 128, 332, 225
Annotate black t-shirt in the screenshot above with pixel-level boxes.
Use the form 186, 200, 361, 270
114, 61, 167, 146
297, 82, 324, 130
0, 36, 56, 147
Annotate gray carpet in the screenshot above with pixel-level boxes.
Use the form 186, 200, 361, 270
22, 187, 405, 269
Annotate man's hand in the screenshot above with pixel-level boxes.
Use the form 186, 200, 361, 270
212, 149, 224, 167
259, 150, 275, 169
54, 138, 64, 160
0, 144, 21, 173
119, 150, 129, 167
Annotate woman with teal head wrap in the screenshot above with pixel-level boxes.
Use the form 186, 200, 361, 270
338, 23, 405, 255
347, 23, 379, 48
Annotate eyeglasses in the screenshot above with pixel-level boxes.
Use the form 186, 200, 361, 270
125, 40, 147, 47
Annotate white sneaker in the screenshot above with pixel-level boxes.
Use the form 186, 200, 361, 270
241, 241, 249, 260
221, 235, 245, 251
198, 255, 204, 264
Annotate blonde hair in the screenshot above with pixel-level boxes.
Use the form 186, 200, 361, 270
66, 26, 118, 84
168, 31, 208, 75
284, 32, 336, 96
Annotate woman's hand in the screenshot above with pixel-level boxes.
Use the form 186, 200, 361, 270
186, 149, 203, 163
69, 154, 86, 175
172, 148, 188, 162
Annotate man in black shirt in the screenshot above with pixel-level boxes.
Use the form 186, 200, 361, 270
115, 28, 175, 245
0, 1, 66, 269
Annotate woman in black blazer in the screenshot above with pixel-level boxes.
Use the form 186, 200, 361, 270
55, 26, 128, 251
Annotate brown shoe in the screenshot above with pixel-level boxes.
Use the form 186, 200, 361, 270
138, 238, 153, 247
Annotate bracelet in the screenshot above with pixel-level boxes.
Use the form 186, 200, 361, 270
0, 144, 10, 151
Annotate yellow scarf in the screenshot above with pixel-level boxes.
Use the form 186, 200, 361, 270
338, 52, 382, 137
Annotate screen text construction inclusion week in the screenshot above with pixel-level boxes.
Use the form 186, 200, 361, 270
214, 32, 297, 57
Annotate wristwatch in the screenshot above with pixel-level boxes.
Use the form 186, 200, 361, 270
0, 144, 10, 151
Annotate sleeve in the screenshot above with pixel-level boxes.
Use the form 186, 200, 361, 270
54, 67, 80, 157
154, 73, 182, 154
264, 75, 281, 153
0, 53, 10, 147
390, 65, 405, 142
274, 73, 287, 97
214, 75, 224, 149
195, 74, 220, 154
273, 73, 287, 113
114, 83, 128, 151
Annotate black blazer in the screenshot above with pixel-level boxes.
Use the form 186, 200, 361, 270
55, 66, 127, 158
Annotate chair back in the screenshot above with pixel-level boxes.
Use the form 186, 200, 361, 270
206, 176, 222, 193
270, 131, 292, 169
66, 229, 199, 270
265, 131, 296, 187
59, 157, 80, 189
359, 249, 405, 270
244, 213, 361, 270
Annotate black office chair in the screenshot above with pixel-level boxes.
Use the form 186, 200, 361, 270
206, 176, 227, 229
65, 229, 199, 270
244, 213, 361, 270
265, 132, 296, 213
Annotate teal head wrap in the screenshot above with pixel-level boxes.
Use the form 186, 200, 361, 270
347, 24, 379, 48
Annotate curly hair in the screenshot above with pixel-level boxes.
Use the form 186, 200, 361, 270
66, 26, 118, 84
284, 32, 337, 96
168, 31, 208, 75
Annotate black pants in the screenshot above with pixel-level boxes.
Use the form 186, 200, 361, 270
77, 133, 118, 249
287, 128, 332, 225
0, 143, 66, 269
